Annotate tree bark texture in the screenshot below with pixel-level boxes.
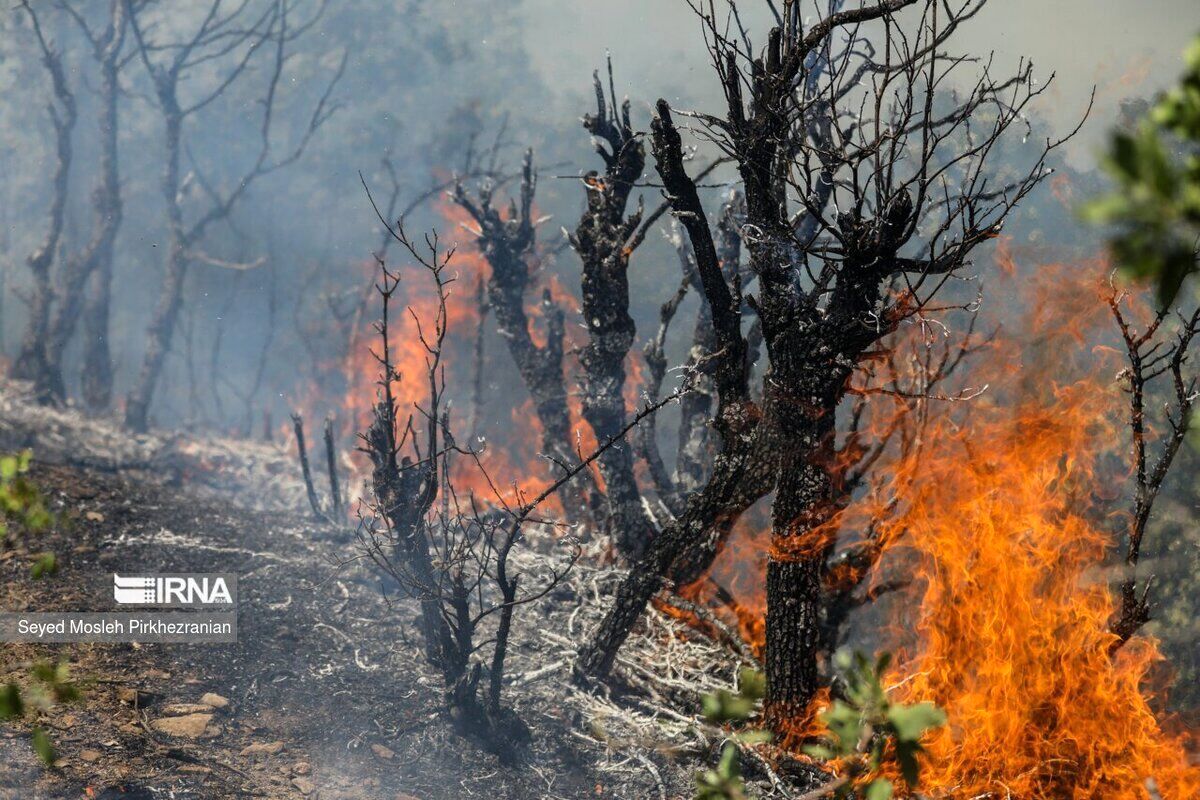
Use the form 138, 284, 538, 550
572, 74, 656, 559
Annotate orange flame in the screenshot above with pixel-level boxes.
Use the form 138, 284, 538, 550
673, 249, 1197, 795
841, 258, 1197, 796
310, 198, 603, 514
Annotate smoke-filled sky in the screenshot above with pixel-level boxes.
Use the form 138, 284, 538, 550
522, 0, 1200, 162
3, 0, 1198, 429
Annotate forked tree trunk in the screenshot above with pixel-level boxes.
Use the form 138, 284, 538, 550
576, 418, 771, 678
44, 19, 124, 406
454, 154, 598, 526
12, 10, 75, 392
578, 235, 654, 559
573, 83, 656, 558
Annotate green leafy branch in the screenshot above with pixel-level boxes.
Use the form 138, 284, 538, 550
694, 653, 944, 800
695, 668, 771, 800
0, 451, 71, 765
1085, 34, 1200, 307
0, 661, 81, 765
802, 651, 945, 800
0, 449, 57, 578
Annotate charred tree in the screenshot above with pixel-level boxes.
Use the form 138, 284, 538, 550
659, 195, 761, 586
38, 0, 128, 408
1107, 287, 1199, 650
676, 199, 742, 496
577, 101, 767, 680
580, 0, 1083, 729
453, 152, 598, 527
568, 66, 657, 559
79, 259, 116, 410
352, 220, 671, 755
636, 260, 690, 517
11, 3, 75, 394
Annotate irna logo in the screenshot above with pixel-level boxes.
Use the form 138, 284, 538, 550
113, 574, 235, 606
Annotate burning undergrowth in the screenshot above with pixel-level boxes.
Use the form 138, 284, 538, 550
674, 250, 1200, 796
302, 196, 654, 522
293, 174, 1200, 797
868, 274, 1197, 796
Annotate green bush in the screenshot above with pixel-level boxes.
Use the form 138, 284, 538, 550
805, 651, 945, 799
0, 451, 70, 765
695, 668, 769, 800
1085, 34, 1200, 306
0, 449, 56, 578
694, 653, 944, 799
0, 661, 79, 765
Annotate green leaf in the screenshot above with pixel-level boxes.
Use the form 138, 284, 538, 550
887, 702, 945, 742
737, 668, 766, 701
0, 683, 23, 720
803, 744, 835, 760
821, 701, 865, 755
702, 689, 753, 722
734, 729, 772, 745
31, 662, 56, 684
30, 552, 57, 579
31, 727, 54, 766
1088, 36, 1200, 305
864, 779, 894, 800
717, 742, 740, 776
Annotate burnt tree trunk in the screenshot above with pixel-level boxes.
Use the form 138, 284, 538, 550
571, 72, 656, 559
667, 415, 777, 585
664, 195, 756, 584
577, 412, 772, 678
454, 152, 597, 526
760, 365, 842, 726
581, 1, 1074, 735
80, 254, 116, 410
125, 104, 184, 433
123, 0, 340, 431
578, 102, 759, 679
674, 194, 744, 499
12, 9, 75, 391
44, 4, 126, 406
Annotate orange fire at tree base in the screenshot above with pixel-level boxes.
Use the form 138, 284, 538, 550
678, 255, 1198, 797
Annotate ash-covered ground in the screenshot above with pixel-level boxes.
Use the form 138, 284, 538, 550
0, 380, 759, 800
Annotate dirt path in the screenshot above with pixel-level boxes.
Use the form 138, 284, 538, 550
0, 458, 684, 800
